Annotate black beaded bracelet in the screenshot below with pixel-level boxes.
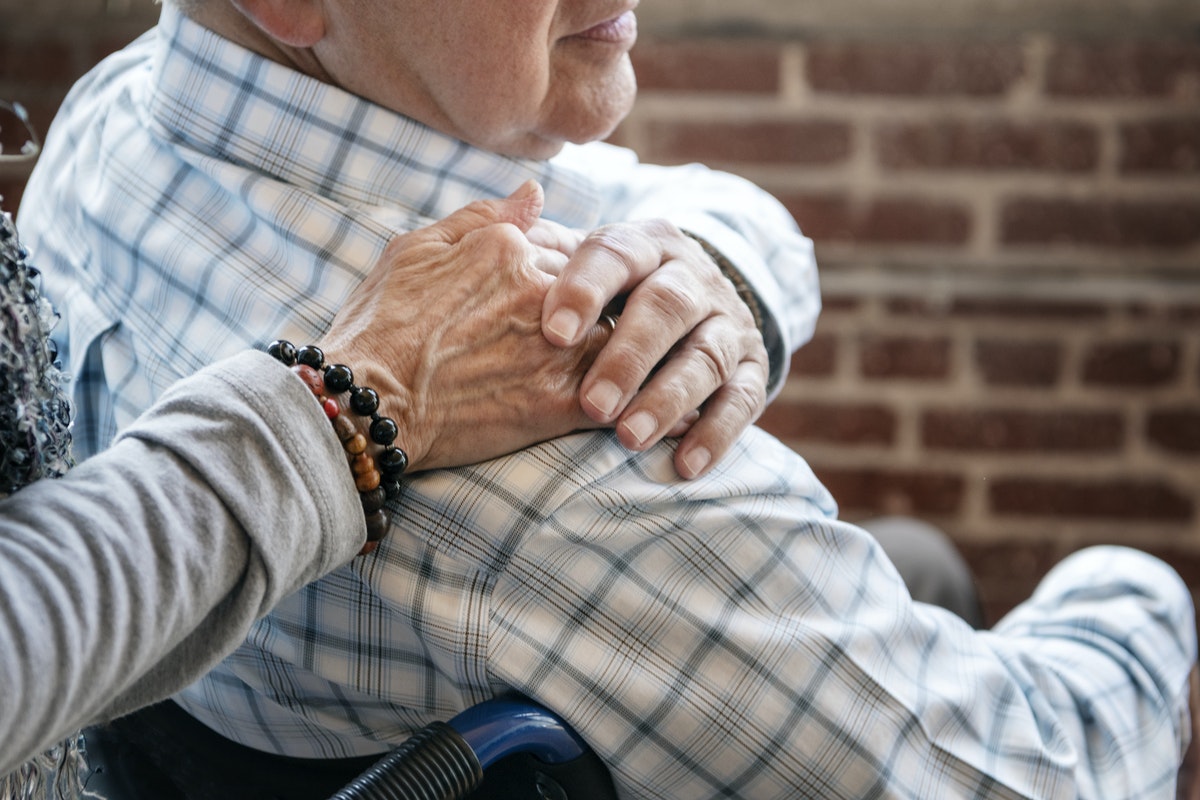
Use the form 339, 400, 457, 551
268, 340, 407, 555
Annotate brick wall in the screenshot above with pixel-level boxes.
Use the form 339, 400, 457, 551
620, 23, 1200, 622
2, 0, 1199, 624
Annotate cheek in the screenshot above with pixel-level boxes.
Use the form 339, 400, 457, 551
442, 48, 555, 135
538, 55, 637, 143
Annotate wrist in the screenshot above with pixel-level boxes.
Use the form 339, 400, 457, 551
267, 340, 408, 556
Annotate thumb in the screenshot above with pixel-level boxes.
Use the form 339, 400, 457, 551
429, 180, 545, 244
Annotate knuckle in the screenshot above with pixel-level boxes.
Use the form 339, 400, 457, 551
640, 217, 682, 242
690, 341, 733, 388
650, 376, 696, 415
743, 330, 769, 363
553, 278, 609, 320
689, 326, 744, 386
723, 377, 766, 424
460, 224, 536, 279
580, 225, 640, 271
610, 346, 661, 390
486, 222, 532, 255
708, 278, 747, 317
640, 280, 703, 328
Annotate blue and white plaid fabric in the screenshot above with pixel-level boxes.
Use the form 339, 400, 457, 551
20, 6, 1196, 797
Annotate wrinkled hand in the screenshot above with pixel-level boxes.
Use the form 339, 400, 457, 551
538, 218, 769, 479
1179, 664, 1200, 800
318, 181, 607, 473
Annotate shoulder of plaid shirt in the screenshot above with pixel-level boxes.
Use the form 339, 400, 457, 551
18, 6, 1197, 798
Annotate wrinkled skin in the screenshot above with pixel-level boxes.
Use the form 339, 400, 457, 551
197, 0, 772, 477
532, 217, 768, 478
319, 182, 611, 472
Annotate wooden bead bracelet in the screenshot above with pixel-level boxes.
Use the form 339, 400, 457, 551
267, 340, 407, 555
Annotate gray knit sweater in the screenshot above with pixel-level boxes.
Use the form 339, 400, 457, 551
0, 351, 366, 774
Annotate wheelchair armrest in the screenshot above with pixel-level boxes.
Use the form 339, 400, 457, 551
329, 697, 617, 800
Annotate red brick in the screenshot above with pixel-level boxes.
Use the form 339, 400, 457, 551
855, 198, 972, 245
1082, 340, 1181, 387
953, 298, 1109, 320
83, 31, 149, 66
966, 541, 1200, 628
956, 539, 1061, 624
1136, 545, 1200, 588
642, 119, 851, 165
974, 339, 1064, 386
759, 401, 896, 445
813, 465, 966, 515
922, 408, 1124, 452
882, 297, 941, 317
0, 37, 79, 86
779, 193, 854, 241
789, 332, 837, 376
0, 121, 33, 163
1120, 118, 1200, 174
957, 539, 1060, 585
631, 39, 781, 94
989, 476, 1193, 520
818, 295, 863, 313
780, 193, 971, 245
0, 97, 61, 146
877, 120, 1099, 172
1046, 41, 1200, 98
0, 180, 25, 215
1126, 302, 1200, 325
1146, 408, 1200, 454
806, 41, 1025, 96
1000, 197, 1200, 248
860, 334, 951, 379
890, 297, 1107, 321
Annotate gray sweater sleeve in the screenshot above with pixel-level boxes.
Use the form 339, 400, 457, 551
0, 350, 366, 774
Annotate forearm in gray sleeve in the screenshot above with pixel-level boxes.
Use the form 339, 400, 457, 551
0, 350, 365, 775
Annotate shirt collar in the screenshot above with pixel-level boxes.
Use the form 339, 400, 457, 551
149, 4, 601, 228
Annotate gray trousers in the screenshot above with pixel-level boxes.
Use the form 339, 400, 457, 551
859, 516, 985, 629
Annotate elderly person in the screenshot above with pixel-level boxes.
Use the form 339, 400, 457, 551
0, 189, 616, 780
17, 0, 1198, 797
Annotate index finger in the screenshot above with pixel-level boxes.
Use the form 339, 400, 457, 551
541, 221, 679, 346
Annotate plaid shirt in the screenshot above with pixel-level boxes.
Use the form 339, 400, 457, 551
20, 7, 1196, 798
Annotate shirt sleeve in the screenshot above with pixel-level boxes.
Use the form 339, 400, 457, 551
988, 545, 1197, 799
0, 350, 366, 775
487, 433, 1196, 800
553, 142, 821, 398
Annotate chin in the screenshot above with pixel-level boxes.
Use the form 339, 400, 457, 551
494, 134, 568, 161
538, 102, 634, 155
511, 121, 618, 160
492, 119, 622, 160
492, 78, 636, 159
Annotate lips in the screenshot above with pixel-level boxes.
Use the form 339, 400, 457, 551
572, 9, 638, 45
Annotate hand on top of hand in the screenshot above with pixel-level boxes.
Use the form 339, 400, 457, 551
535, 217, 769, 480
318, 181, 609, 474
320, 181, 769, 480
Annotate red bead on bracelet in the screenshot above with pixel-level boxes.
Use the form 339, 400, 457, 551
267, 340, 407, 555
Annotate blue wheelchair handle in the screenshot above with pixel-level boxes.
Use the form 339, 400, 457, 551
448, 696, 590, 768
329, 697, 593, 799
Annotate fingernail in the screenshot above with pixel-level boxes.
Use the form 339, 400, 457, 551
681, 447, 711, 479
622, 410, 658, 446
586, 380, 622, 418
546, 308, 580, 342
